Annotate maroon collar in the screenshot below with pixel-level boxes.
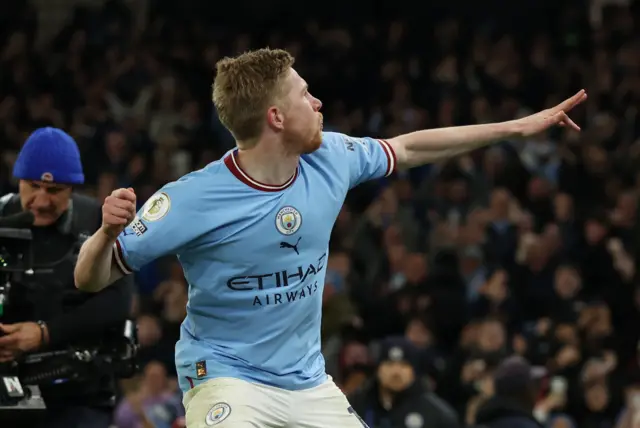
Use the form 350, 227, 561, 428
224, 149, 298, 192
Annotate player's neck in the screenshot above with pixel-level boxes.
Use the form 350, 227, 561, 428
236, 144, 299, 186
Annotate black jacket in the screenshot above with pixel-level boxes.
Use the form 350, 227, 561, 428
0, 192, 134, 406
475, 396, 543, 428
349, 379, 460, 428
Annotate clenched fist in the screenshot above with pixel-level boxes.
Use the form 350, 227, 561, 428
102, 188, 137, 239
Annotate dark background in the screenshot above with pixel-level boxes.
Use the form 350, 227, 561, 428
0, 0, 639, 427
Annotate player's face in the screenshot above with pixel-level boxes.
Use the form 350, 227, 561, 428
281, 68, 323, 155
19, 180, 72, 226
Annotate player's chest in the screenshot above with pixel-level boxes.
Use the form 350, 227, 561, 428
209, 186, 341, 261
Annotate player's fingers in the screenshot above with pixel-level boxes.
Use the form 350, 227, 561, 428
105, 195, 136, 211
104, 205, 133, 222
112, 188, 137, 203
103, 214, 129, 225
552, 89, 586, 113
562, 114, 580, 131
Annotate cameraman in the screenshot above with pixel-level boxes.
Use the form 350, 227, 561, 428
0, 127, 134, 428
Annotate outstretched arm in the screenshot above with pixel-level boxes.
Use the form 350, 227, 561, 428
387, 90, 587, 169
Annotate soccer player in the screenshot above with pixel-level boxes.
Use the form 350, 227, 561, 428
74, 48, 586, 427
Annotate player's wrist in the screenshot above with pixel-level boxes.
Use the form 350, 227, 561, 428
504, 119, 527, 139
100, 224, 121, 242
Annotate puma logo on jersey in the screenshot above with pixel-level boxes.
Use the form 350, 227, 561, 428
280, 237, 301, 255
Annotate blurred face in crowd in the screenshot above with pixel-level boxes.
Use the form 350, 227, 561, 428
460, 253, 482, 276
143, 361, 168, 396
97, 172, 118, 202
584, 382, 610, 412
554, 323, 580, 346
584, 219, 608, 246
406, 318, 433, 349
553, 193, 573, 222
554, 266, 581, 299
447, 179, 468, 204
393, 178, 413, 202
403, 253, 428, 284
489, 188, 510, 220
587, 305, 612, 338
137, 315, 162, 348
342, 341, 370, 369
477, 320, 506, 353
583, 145, 608, 174
616, 192, 637, 221
105, 130, 127, 161
542, 224, 562, 254
379, 187, 399, 217
528, 176, 550, 200
387, 244, 407, 273
483, 148, 505, 179
525, 239, 550, 271
550, 416, 575, 428
377, 360, 415, 392
383, 224, 402, 248
19, 180, 72, 226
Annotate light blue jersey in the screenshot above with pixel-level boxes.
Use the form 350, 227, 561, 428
113, 132, 396, 392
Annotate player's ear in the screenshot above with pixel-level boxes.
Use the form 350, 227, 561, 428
266, 106, 285, 132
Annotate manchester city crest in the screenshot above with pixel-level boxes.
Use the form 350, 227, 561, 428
205, 402, 231, 426
275, 206, 302, 235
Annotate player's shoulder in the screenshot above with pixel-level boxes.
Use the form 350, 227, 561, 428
162, 156, 228, 191
318, 131, 378, 154
320, 131, 356, 150
149, 157, 229, 209
303, 132, 354, 162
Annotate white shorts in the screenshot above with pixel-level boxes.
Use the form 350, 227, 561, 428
182, 376, 368, 428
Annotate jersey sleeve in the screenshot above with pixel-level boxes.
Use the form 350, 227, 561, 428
324, 132, 397, 189
112, 180, 204, 274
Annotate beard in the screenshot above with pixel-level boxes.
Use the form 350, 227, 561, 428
284, 119, 323, 155
301, 129, 323, 154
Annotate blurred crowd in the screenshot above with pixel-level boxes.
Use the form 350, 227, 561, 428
1, 0, 639, 427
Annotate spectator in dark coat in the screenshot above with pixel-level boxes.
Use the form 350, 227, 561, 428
350, 337, 459, 428
475, 356, 546, 428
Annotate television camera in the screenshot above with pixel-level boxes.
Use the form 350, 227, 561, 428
0, 211, 138, 418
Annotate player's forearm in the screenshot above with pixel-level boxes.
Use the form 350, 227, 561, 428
388, 120, 521, 168
74, 229, 118, 292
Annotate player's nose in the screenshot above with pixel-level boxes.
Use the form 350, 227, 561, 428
312, 96, 322, 111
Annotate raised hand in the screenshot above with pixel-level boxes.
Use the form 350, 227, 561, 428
102, 188, 137, 239
514, 89, 588, 138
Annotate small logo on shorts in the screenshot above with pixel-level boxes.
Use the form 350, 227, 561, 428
275, 206, 302, 235
205, 402, 231, 426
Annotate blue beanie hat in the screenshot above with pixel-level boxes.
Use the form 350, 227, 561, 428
13, 127, 85, 184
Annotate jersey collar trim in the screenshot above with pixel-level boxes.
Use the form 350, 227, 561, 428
224, 149, 298, 192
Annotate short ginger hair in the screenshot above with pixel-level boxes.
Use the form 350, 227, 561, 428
212, 48, 295, 145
